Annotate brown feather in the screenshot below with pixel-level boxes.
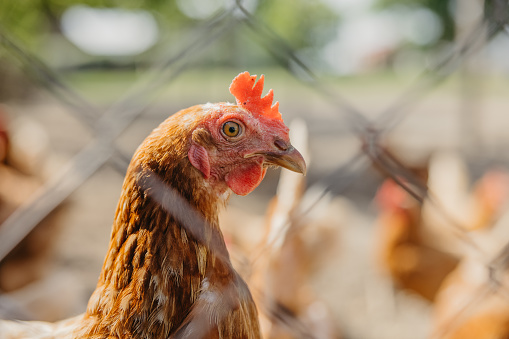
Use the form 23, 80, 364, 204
72, 106, 261, 338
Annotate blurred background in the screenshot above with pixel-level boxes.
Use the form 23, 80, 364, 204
2, 0, 509, 338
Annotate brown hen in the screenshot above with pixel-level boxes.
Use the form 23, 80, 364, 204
374, 178, 459, 302
0, 71, 306, 338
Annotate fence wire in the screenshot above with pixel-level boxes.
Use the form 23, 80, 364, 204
1, 0, 509, 338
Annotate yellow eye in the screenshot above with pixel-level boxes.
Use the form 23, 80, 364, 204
222, 121, 241, 138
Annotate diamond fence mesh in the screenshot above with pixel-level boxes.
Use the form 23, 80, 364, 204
1, 0, 509, 338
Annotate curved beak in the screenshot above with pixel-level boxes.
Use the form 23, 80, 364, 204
246, 145, 307, 175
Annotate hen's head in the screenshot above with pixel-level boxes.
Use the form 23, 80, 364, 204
375, 178, 410, 212
184, 72, 306, 196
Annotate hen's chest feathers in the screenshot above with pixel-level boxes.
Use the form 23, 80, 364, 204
74, 163, 260, 339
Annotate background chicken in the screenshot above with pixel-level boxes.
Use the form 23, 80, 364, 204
245, 118, 342, 339
431, 254, 509, 339
0, 71, 306, 338
429, 193, 509, 339
0, 107, 66, 294
421, 151, 509, 257
374, 150, 509, 303
374, 177, 459, 302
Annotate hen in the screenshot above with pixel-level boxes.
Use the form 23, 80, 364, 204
374, 178, 459, 302
0, 110, 65, 294
374, 153, 509, 302
431, 196, 509, 339
431, 254, 509, 339
421, 152, 509, 256
0, 71, 306, 338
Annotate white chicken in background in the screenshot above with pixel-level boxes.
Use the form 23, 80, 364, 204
431, 207, 509, 339
420, 151, 509, 257
247, 118, 343, 339
431, 254, 509, 339
421, 151, 509, 338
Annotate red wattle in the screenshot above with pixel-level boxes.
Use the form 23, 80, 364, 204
225, 162, 266, 196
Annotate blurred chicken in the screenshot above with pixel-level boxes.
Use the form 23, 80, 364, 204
248, 119, 342, 339
375, 150, 509, 302
0, 107, 65, 293
0, 72, 307, 338
431, 256, 509, 339
374, 178, 459, 302
431, 201, 509, 339
421, 151, 509, 256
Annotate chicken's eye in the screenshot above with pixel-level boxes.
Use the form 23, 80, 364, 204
222, 121, 241, 138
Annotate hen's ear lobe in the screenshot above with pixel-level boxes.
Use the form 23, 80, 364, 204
189, 128, 214, 179
188, 143, 210, 179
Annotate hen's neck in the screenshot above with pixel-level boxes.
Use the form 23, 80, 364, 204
77, 120, 232, 337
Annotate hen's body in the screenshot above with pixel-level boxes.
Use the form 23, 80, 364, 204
0, 72, 305, 339
77, 106, 260, 338
1, 106, 259, 339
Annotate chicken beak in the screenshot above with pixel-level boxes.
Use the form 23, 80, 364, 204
247, 145, 307, 175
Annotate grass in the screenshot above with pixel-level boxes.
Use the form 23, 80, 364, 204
61, 66, 509, 110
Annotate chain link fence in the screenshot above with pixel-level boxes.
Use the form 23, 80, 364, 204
1, 0, 509, 338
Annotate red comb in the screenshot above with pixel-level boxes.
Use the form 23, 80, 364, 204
229, 71, 282, 121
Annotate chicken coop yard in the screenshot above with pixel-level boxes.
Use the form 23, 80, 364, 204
2, 1, 509, 339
